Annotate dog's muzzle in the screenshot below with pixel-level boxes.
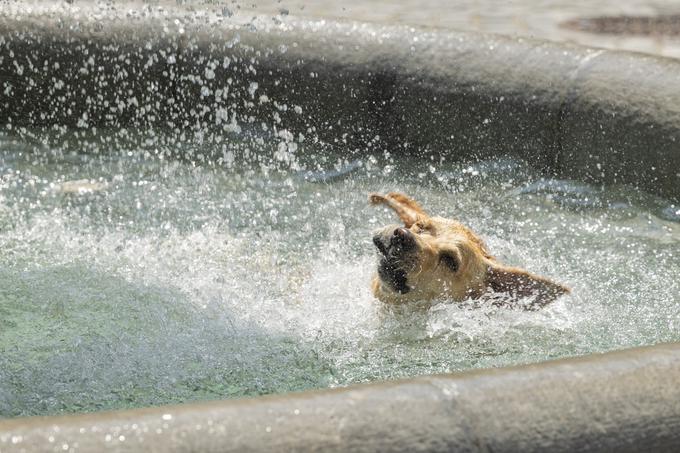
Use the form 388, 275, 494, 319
373, 227, 416, 294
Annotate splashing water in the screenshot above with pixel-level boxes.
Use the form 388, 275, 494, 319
1, 130, 679, 418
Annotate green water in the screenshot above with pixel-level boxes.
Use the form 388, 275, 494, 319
1, 130, 679, 418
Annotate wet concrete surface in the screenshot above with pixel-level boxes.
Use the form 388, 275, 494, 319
7, 1, 679, 57
239, 0, 680, 58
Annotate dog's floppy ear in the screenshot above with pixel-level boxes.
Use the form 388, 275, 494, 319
369, 192, 428, 227
486, 263, 570, 308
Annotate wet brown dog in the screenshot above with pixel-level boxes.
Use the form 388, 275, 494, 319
370, 192, 569, 308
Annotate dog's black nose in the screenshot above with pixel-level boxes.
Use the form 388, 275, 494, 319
390, 227, 415, 250
393, 227, 409, 239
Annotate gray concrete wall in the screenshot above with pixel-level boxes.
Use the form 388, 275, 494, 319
1, 2, 679, 200
2, 342, 680, 452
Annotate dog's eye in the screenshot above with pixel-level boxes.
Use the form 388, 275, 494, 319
440, 253, 459, 272
414, 222, 429, 234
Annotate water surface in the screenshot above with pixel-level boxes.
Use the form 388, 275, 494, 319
1, 130, 678, 418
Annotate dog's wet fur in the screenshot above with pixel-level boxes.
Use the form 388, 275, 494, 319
370, 192, 570, 308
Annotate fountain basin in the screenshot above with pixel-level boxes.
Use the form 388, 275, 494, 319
1, 1, 680, 451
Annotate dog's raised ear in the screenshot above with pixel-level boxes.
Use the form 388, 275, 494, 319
369, 192, 428, 227
486, 263, 570, 308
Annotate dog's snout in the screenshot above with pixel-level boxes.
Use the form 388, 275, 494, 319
373, 225, 417, 257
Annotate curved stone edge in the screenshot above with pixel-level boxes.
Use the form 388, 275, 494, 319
1, 1, 679, 200
2, 342, 680, 452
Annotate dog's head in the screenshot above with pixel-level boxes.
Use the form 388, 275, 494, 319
369, 192, 569, 307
